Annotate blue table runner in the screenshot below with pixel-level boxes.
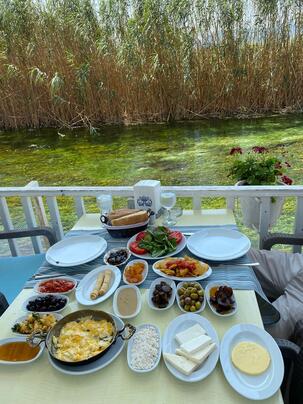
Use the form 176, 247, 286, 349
25, 226, 280, 325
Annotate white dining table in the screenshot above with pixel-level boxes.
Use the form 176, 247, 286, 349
0, 209, 283, 404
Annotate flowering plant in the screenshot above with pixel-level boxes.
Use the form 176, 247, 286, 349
228, 146, 293, 185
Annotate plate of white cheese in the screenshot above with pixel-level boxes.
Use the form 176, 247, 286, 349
162, 313, 219, 382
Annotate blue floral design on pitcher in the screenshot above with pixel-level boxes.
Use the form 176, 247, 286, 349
137, 195, 152, 207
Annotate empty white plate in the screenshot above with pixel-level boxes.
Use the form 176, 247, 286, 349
46, 235, 107, 267
187, 229, 251, 261
220, 323, 284, 400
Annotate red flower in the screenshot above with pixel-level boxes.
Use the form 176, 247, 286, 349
229, 147, 243, 155
252, 146, 268, 154
281, 175, 293, 185
284, 161, 291, 168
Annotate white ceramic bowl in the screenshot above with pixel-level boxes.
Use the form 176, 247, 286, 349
127, 323, 161, 373
11, 312, 63, 335
147, 277, 176, 311
176, 281, 206, 314
123, 259, 148, 286
34, 276, 77, 295
0, 336, 45, 365
205, 282, 237, 317
22, 294, 69, 314
103, 248, 131, 267
112, 285, 142, 319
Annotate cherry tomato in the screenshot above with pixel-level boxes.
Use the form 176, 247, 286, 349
129, 241, 147, 255
169, 231, 183, 244
135, 231, 147, 242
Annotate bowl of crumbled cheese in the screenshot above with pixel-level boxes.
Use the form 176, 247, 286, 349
127, 323, 161, 373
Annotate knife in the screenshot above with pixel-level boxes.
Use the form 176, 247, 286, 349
211, 262, 259, 267
31, 274, 66, 280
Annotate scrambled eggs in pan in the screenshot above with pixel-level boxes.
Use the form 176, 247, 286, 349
53, 317, 114, 362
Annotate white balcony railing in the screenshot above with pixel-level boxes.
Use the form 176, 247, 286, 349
1, 181, 303, 256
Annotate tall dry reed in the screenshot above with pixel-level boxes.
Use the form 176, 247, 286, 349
0, 0, 303, 129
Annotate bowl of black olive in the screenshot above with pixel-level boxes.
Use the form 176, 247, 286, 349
148, 278, 176, 310
23, 294, 69, 313
103, 248, 131, 267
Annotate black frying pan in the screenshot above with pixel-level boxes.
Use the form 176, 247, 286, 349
27, 309, 135, 366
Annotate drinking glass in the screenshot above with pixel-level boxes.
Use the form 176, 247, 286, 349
161, 192, 177, 226
97, 194, 113, 215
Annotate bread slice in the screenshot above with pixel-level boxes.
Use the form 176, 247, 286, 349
111, 211, 148, 226
108, 209, 140, 221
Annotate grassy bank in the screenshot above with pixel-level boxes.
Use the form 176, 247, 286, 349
0, 0, 303, 129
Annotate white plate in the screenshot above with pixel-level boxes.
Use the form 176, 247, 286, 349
205, 282, 238, 317
34, 276, 77, 295
176, 281, 206, 314
187, 229, 251, 261
75, 265, 121, 306
103, 248, 131, 267
113, 285, 142, 319
123, 259, 148, 286
162, 313, 219, 382
22, 294, 69, 313
127, 323, 161, 373
127, 232, 186, 260
147, 277, 176, 311
152, 258, 212, 282
48, 314, 126, 375
0, 337, 45, 365
220, 324, 284, 400
12, 312, 63, 335
46, 235, 107, 267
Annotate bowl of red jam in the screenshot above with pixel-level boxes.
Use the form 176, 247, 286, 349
34, 277, 77, 295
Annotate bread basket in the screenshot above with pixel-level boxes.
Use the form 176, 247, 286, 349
100, 210, 150, 238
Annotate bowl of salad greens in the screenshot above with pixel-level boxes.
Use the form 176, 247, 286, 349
127, 226, 186, 259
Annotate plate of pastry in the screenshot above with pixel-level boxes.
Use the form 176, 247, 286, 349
75, 265, 121, 306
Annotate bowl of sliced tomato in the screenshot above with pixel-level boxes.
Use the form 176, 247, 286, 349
127, 226, 186, 260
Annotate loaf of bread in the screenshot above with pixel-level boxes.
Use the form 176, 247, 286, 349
111, 210, 148, 226
108, 208, 140, 222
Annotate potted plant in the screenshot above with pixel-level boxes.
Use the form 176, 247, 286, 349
227, 146, 293, 230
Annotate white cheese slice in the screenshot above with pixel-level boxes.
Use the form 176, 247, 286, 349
176, 342, 216, 365
175, 324, 206, 345
163, 353, 197, 376
180, 334, 212, 354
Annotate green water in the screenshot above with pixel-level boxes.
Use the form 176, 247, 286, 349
1, 115, 302, 187
0, 115, 303, 241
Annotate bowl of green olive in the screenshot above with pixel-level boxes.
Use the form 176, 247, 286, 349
176, 281, 206, 313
